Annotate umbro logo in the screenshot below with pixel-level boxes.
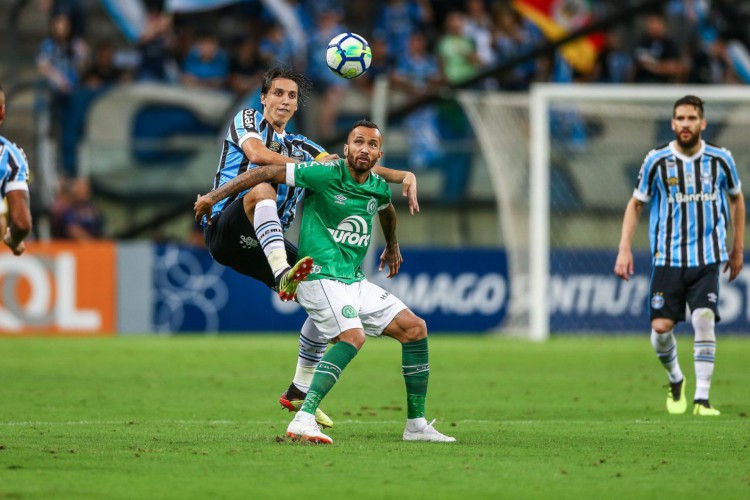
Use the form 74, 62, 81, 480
334, 194, 347, 205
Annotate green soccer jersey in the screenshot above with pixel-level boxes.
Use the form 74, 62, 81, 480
289, 158, 392, 283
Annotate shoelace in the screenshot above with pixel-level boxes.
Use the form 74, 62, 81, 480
423, 419, 439, 434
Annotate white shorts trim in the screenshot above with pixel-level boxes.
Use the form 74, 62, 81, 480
296, 279, 407, 340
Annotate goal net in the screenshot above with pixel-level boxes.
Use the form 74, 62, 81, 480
459, 84, 750, 340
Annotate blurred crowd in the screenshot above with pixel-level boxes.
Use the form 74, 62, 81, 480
31, 0, 750, 238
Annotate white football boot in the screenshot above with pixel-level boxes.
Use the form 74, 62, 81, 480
286, 411, 333, 444
403, 418, 456, 443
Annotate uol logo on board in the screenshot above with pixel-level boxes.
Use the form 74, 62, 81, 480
329, 215, 370, 247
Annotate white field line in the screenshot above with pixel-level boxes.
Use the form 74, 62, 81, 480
0, 419, 661, 427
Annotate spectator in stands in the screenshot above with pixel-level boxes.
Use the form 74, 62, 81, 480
37, 13, 88, 176
463, 0, 495, 71
57, 177, 105, 240
492, 4, 545, 91
306, 10, 347, 139
180, 32, 230, 90
259, 23, 296, 68
228, 36, 265, 98
685, 33, 735, 84
633, 13, 686, 83
438, 11, 481, 85
355, 37, 396, 95
392, 32, 445, 171
373, 0, 434, 59
42, 0, 86, 39
136, 8, 178, 83
594, 31, 634, 84
82, 40, 129, 88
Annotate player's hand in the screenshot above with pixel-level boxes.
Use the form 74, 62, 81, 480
3, 227, 25, 256
614, 249, 634, 281
319, 154, 340, 162
379, 243, 402, 278
402, 172, 419, 215
723, 248, 744, 282
194, 193, 214, 225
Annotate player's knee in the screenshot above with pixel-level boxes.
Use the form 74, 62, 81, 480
243, 183, 276, 216
692, 308, 715, 340
402, 315, 427, 343
338, 328, 366, 349
651, 318, 674, 334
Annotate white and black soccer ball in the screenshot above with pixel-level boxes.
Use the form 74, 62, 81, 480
325, 32, 372, 79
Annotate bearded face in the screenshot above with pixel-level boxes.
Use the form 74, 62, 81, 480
672, 104, 706, 150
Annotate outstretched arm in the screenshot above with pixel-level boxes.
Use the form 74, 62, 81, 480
3, 190, 32, 256
377, 203, 402, 278
614, 197, 644, 281
372, 166, 419, 215
723, 193, 745, 282
194, 163, 286, 222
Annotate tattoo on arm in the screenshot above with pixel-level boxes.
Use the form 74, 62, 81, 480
378, 204, 398, 245
207, 164, 286, 203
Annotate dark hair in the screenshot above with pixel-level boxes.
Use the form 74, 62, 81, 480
261, 66, 312, 106
346, 119, 380, 138
673, 95, 704, 118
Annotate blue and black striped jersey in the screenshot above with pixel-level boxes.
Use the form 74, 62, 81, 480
0, 136, 30, 198
206, 108, 327, 230
634, 140, 742, 267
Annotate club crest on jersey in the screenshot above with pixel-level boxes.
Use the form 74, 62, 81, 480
341, 305, 357, 318
367, 197, 377, 214
667, 177, 679, 186
329, 215, 370, 247
701, 172, 712, 185
651, 292, 665, 310
269, 141, 281, 153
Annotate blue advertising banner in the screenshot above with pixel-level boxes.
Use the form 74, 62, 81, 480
152, 245, 509, 333
150, 245, 749, 334
152, 244, 308, 333
549, 250, 750, 333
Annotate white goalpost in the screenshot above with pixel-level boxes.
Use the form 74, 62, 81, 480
460, 84, 750, 340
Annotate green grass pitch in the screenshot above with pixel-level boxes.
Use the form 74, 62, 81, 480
1, 335, 749, 499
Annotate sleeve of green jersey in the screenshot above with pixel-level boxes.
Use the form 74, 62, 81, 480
288, 159, 342, 191
377, 181, 392, 211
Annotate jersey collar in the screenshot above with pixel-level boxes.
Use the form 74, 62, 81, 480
669, 139, 705, 162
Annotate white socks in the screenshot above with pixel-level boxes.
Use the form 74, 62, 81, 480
651, 329, 684, 384
293, 319, 328, 393
406, 417, 427, 431
692, 308, 716, 401
253, 199, 288, 278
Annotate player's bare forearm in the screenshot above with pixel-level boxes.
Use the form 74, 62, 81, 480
372, 167, 419, 215
618, 198, 643, 252
213, 165, 285, 203
378, 204, 402, 278
194, 164, 286, 222
6, 190, 31, 242
724, 193, 745, 281
614, 197, 643, 281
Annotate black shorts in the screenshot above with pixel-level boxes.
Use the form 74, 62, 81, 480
649, 264, 721, 323
203, 196, 298, 289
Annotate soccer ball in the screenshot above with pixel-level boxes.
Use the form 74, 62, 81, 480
325, 33, 372, 79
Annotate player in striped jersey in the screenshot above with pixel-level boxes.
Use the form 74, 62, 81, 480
197, 67, 419, 429
615, 95, 745, 416
0, 83, 33, 256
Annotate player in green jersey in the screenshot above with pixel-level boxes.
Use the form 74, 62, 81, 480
195, 120, 454, 444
